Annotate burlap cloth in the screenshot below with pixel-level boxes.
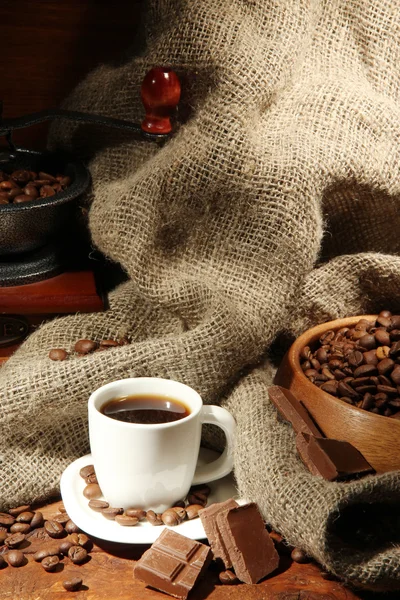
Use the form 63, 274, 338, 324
2, 0, 400, 591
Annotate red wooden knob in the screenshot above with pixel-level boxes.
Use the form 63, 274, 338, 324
141, 67, 181, 135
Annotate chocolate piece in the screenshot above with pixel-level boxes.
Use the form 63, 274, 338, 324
216, 503, 279, 584
133, 529, 211, 600
198, 499, 238, 568
268, 385, 322, 436
296, 433, 375, 481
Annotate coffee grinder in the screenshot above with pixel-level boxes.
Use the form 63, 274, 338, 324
0, 67, 181, 359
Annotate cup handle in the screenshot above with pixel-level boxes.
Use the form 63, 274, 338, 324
191, 405, 236, 485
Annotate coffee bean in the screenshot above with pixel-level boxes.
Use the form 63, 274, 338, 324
100, 339, 119, 348
70, 533, 91, 549
320, 330, 335, 344
377, 358, 394, 375
40, 185, 56, 198
59, 540, 74, 555
377, 315, 391, 328
146, 511, 163, 526
8, 505, 30, 517
68, 545, 88, 564
125, 508, 146, 520
377, 385, 398, 395
0, 513, 15, 527
338, 381, 359, 399
74, 339, 98, 354
65, 520, 80, 534
115, 514, 139, 526
88, 499, 109, 512
10, 523, 30, 534
0, 529, 8, 544
85, 472, 98, 485
30, 511, 44, 529
362, 350, 379, 366
83, 484, 102, 499
5, 532, 25, 548
375, 329, 391, 346
390, 341, 400, 357
42, 555, 59, 572
361, 393, 374, 411
44, 520, 65, 538
101, 507, 123, 520
16, 511, 34, 523
348, 351, 363, 367
13, 194, 32, 203
11, 170, 31, 184
63, 577, 83, 592
300, 346, 311, 360
0, 555, 7, 569
219, 570, 239, 585
359, 334, 376, 350
320, 381, 338, 395
172, 500, 186, 509
186, 505, 204, 520
391, 366, 400, 386
52, 513, 71, 525
6, 549, 25, 567
161, 510, 181, 527
80, 465, 96, 479
171, 507, 186, 521
391, 315, 400, 329
23, 183, 39, 198
49, 348, 68, 361
353, 364, 378, 378
291, 547, 311, 563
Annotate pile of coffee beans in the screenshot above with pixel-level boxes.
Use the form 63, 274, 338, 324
49, 337, 130, 361
0, 502, 86, 591
0, 170, 71, 205
80, 464, 210, 527
300, 310, 400, 417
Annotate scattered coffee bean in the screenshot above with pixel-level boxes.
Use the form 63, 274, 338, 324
219, 570, 239, 585
74, 339, 98, 354
186, 505, 204, 520
88, 499, 109, 512
83, 484, 102, 499
10, 523, 30, 534
6, 549, 25, 567
124, 508, 146, 520
79, 465, 96, 480
59, 540, 74, 555
161, 510, 181, 527
291, 547, 311, 563
187, 493, 207, 507
44, 520, 65, 538
52, 513, 71, 526
101, 507, 123, 520
146, 511, 163, 526
41, 555, 59, 572
5, 532, 25, 548
57, 503, 67, 513
63, 577, 83, 592
0, 513, 15, 527
68, 545, 88, 564
115, 514, 139, 526
85, 472, 98, 484
48, 349, 68, 361
8, 505, 31, 517
0, 529, 8, 544
171, 507, 186, 522
16, 511, 34, 523
70, 533, 91, 550
30, 511, 44, 529
99, 339, 119, 347
65, 520, 80, 534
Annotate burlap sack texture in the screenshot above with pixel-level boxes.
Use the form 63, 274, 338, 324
1, 0, 400, 590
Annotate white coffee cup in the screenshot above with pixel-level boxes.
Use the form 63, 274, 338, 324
88, 377, 236, 512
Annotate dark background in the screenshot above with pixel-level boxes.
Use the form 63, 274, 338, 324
0, 1, 142, 148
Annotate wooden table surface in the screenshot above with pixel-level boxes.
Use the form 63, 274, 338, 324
0, 498, 364, 600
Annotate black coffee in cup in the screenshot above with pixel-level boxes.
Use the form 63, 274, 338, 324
101, 394, 190, 425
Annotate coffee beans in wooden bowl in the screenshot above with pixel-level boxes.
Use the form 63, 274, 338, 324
299, 311, 400, 418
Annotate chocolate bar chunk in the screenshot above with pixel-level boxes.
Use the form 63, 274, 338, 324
133, 529, 211, 600
198, 498, 238, 568
268, 385, 322, 436
296, 432, 375, 481
216, 503, 279, 584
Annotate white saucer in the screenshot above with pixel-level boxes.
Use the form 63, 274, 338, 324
60, 448, 242, 544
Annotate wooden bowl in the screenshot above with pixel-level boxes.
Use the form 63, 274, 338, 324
274, 315, 400, 474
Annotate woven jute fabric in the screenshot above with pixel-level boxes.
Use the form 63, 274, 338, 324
2, 0, 400, 590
